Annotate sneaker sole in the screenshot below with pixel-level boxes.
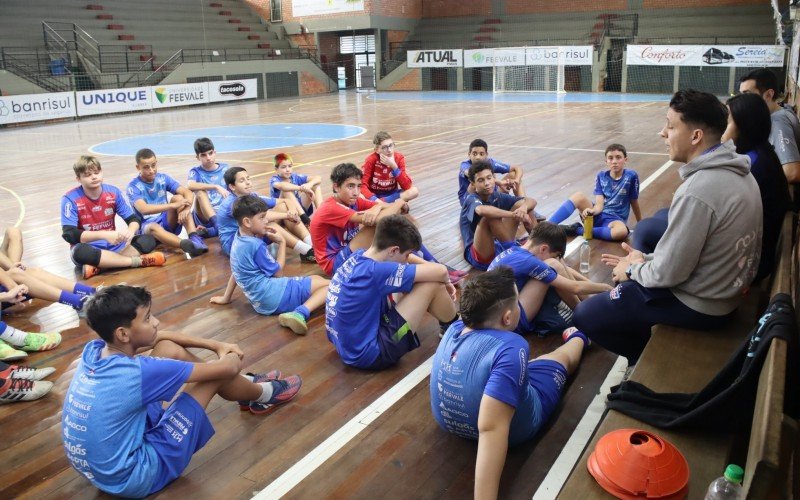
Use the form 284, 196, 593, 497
0, 352, 28, 362
279, 315, 308, 335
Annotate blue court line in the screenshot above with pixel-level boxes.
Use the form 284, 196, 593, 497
89, 123, 366, 156
370, 91, 673, 103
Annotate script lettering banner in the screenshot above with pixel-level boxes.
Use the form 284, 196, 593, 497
0, 91, 76, 124
627, 45, 785, 67
407, 49, 463, 68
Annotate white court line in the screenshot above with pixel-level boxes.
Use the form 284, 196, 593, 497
253, 159, 676, 499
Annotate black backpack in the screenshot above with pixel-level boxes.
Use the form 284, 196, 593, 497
605, 293, 799, 431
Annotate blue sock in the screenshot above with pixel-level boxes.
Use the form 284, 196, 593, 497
59, 290, 84, 309
574, 225, 585, 236
548, 200, 576, 224
293, 305, 310, 320
418, 244, 439, 263
380, 191, 402, 202
72, 283, 96, 297
592, 227, 613, 240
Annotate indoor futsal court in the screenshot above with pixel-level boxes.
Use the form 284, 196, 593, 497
0, 0, 796, 498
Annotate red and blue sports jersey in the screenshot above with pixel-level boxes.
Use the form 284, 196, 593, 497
61, 184, 136, 249
310, 196, 377, 276
593, 169, 639, 221
361, 152, 413, 199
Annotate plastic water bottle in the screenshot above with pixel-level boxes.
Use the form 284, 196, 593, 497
704, 464, 744, 499
579, 240, 590, 274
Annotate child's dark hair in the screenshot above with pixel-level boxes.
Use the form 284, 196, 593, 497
459, 268, 517, 328
194, 137, 215, 155
726, 92, 772, 155
86, 285, 152, 343
274, 152, 292, 168
604, 143, 627, 157
740, 68, 779, 95
528, 222, 567, 257
669, 89, 728, 138
224, 166, 247, 189
469, 139, 488, 152
135, 148, 156, 164
467, 160, 494, 182
232, 195, 268, 224
330, 163, 362, 186
373, 215, 421, 252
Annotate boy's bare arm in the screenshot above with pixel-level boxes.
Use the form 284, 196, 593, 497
475, 395, 514, 500
210, 276, 238, 305
631, 199, 642, 222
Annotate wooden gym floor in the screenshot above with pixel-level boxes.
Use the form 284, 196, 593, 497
0, 90, 680, 499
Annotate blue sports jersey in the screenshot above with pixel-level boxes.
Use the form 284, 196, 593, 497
217, 193, 277, 255
229, 233, 287, 315
459, 191, 522, 251
325, 249, 417, 368
61, 184, 137, 251
457, 158, 511, 204
126, 173, 182, 224
593, 169, 639, 221
187, 163, 229, 210
430, 321, 543, 446
62, 340, 193, 498
488, 246, 558, 292
269, 172, 309, 199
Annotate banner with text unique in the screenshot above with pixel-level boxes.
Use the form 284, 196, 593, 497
627, 45, 785, 67
526, 46, 593, 66
292, 0, 363, 17
77, 87, 152, 116
407, 49, 463, 68
464, 48, 526, 68
151, 82, 209, 108
208, 79, 258, 102
0, 91, 76, 124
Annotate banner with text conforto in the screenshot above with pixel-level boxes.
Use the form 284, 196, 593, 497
626, 45, 785, 67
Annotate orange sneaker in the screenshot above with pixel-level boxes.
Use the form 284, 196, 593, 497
140, 252, 166, 267
82, 265, 101, 280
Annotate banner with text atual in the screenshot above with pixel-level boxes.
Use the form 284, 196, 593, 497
627, 45, 785, 67
0, 91, 76, 124
407, 49, 463, 68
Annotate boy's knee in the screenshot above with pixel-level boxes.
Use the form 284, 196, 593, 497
4, 227, 22, 242
131, 234, 157, 254
71, 243, 102, 266
7, 267, 26, 281
151, 339, 184, 358
569, 192, 588, 204
545, 257, 568, 275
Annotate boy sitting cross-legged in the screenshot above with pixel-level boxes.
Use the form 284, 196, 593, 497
325, 215, 458, 370
210, 196, 330, 335
269, 152, 323, 225
457, 138, 524, 205
62, 285, 301, 498
361, 131, 420, 203
430, 268, 589, 500
187, 137, 230, 238
487, 222, 612, 336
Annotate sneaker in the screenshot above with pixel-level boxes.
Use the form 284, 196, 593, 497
244, 376, 302, 415
447, 268, 468, 285
534, 211, 547, 223
196, 225, 219, 238
0, 378, 53, 404
278, 311, 309, 335
20, 331, 62, 352
0, 364, 56, 381
238, 370, 283, 410
559, 223, 582, 237
179, 238, 206, 258
140, 252, 166, 267
300, 249, 316, 263
189, 234, 209, 254
0, 340, 27, 362
82, 265, 101, 280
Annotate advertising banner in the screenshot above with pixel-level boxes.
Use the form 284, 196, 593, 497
208, 78, 258, 102
627, 45, 785, 67
77, 87, 152, 116
292, 0, 363, 17
150, 82, 209, 108
0, 91, 75, 124
464, 48, 526, 68
407, 49, 463, 68
526, 46, 593, 66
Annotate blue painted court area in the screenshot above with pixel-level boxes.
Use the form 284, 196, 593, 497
90, 123, 366, 156
371, 91, 673, 103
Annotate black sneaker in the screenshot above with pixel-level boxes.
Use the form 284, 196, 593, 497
300, 249, 316, 263
559, 223, 582, 237
300, 213, 311, 226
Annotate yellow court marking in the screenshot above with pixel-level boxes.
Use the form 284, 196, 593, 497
0, 184, 26, 228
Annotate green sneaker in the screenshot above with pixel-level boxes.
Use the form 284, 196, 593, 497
278, 311, 308, 335
20, 332, 62, 352
0, 340, 27, 362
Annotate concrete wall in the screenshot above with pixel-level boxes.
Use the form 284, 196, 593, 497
0, 71, 46, 95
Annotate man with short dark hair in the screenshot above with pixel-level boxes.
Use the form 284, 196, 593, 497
573, 89, 763, 364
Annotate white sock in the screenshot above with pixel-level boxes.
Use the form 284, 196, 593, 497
243, 374, 255, 382
303, 235, 312, 246
255, 381, 276, 403
293, 240, 312, 255
0, 324, 29, 346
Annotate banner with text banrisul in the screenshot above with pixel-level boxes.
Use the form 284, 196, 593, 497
0, 92, 75, 124
627, 45, 785, 67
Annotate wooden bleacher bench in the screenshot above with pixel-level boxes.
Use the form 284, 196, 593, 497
559, 213, 798, 499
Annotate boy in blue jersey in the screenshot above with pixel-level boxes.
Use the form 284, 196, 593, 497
62, 285, 301, 497
217, 167, 315, 262
61, 156, 166, 280
326, 215, 458, 370
548, 144, 642, 241
128, 148, 208, 257
488, 223, 612, 336
430, 268, 588, 499
270, 152, 322, 225
457, 139, 524, 204
187, 137, 229, 238
210, 196, 329, 335
461, 161, 538, 271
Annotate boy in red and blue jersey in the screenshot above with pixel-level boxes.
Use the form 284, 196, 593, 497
361, 131, 419, 203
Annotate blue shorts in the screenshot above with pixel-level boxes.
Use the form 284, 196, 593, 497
372, 189, 402, 203
192, 212, 208, 227
594, 212, 625, 228
141, 213, 181, 236
528, 359, 568, 423
365, 301, 419, 370
332, 244, 354, 275
517, 288, 572, 336
275, 276, 312, 313
464, 240, 517, 271
144, 392, 215, 495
